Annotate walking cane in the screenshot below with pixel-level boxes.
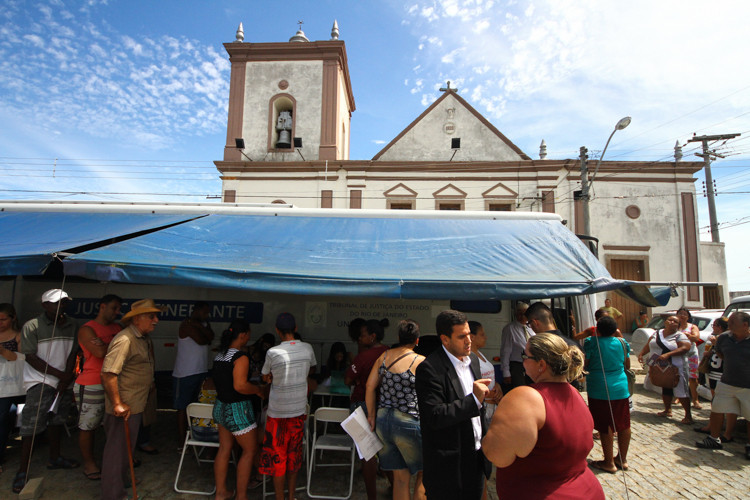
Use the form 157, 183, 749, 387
123, 418, 138, 500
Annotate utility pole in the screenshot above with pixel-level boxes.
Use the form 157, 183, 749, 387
579, 146, 590, 236
687, 133, 740, 243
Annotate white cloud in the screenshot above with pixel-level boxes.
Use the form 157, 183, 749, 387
23, 34, 44, 47
0, 3, 230, 153
122, 35, 143, 55
372, 139, 386, 144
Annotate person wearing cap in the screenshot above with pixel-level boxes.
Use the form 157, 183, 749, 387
12, 289, 80, 494
259, 313, 317, 500
100, 299, 161, 500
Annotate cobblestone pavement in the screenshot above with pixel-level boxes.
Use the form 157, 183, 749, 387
1, 359, 747, 499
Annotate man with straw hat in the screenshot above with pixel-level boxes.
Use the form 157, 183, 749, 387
101, 299, 162, 500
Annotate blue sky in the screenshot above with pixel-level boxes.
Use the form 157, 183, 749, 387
1, 0, 749, 291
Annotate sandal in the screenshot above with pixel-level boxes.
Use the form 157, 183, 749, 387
656, 410, 672, 417
694, 426, 710, 434
588, 460, 617, 474
613, 456, 629, 471
248, 477, 263, 490
47, 456, 80, 470
12, 471, 27, 494
83, 470, 102, 480
681, 417, 695, 425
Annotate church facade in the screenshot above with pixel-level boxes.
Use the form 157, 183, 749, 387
214, 23, 728, 330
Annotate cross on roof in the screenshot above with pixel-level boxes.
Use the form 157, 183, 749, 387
297, 20, 304, 30
439, 81, 457, 92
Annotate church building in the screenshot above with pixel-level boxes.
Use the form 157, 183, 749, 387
213, 22, 729, 330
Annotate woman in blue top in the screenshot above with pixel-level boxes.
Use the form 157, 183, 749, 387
584, 316, 631, 473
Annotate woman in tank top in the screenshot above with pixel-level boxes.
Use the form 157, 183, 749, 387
482, 333, 605, 499
365, 319, 426, 500
211, 320, 265, 500
0, 303, 22, 471
676, 307, 703, 409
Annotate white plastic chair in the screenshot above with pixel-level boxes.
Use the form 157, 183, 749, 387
306, 407, 355, 500
174, 402, 222, 495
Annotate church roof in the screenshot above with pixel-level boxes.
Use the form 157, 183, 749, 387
372, 89, 531, 161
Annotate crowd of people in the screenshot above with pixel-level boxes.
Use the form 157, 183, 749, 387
1, 289, 749, 500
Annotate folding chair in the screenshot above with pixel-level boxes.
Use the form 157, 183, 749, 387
174, 402, 222, 495
306, 407, 355, 500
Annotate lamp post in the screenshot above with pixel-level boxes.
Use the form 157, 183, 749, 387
581, 116, 631, 238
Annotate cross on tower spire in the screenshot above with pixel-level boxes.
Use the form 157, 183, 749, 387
439, 81, 457, 92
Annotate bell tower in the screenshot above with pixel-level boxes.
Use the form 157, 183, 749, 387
221, 21, 355, 163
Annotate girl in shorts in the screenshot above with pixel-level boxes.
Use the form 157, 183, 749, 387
212, 320, 265, 500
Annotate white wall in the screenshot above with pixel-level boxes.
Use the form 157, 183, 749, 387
376, 94, 524, 162
243, 61, 323, 160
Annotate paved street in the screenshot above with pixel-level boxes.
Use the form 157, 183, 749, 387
1, 358, 747, 499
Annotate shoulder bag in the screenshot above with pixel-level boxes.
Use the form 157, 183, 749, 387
697, 343, 713, 374
647, 332, 680, 389
618, 338, 636, 396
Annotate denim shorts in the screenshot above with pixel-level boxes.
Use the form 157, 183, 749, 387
172, 373, 206, 410
375, 407, 422, 474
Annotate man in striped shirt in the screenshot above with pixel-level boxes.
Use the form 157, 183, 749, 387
259, 313, 316, 500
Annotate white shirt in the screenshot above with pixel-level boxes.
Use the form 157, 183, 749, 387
172, 335, 209, 378
442, 345, 482, 450
262, 340, 317, 418
500, 321, 535, 378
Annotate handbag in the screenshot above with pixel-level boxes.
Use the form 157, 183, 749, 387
697, 344, 713, 375
618, 338, 636, 396
647, 332, 680, 389
0, 352, 26, 398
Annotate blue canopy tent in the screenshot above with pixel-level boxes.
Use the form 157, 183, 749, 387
0, 211, 201, 276
61, 210, 637, 300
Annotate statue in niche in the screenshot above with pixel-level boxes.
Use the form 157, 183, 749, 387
276, 110, 292, 148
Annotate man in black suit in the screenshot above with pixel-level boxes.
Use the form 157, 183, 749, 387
416, 310, 492, 500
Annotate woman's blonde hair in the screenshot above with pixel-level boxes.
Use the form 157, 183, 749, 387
528, 332, 585, 382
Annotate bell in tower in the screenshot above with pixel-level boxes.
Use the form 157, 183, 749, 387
276, 110, 293, 148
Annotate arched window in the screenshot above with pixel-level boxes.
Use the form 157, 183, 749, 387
268, 94, 296, 151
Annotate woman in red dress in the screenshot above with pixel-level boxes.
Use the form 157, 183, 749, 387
482, 333, 605, 499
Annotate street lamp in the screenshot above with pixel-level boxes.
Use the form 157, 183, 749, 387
581, 116, 631, 239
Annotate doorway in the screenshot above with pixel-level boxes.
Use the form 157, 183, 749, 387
608, 258, 647, 333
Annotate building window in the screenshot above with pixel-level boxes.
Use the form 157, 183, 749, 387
388, 201, 414, 210
268, 94, 296, 151
350, 190, 362, 209
487, 203, 511, 211
223, 190, 236, 203
384, 183, 418, 210
438, 203, 462, 211
541, 190, 555, 213
321, 190, 333, 209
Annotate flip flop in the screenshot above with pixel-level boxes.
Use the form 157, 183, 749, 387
613, 457, 629, 471
588, 460, 617, 474
656, 410, 672, 417
83, 470, 102, 480
12, 471, 27, 494
137, 445, 159, 455
681, 417, 695, 425
694, 426, 710, 434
